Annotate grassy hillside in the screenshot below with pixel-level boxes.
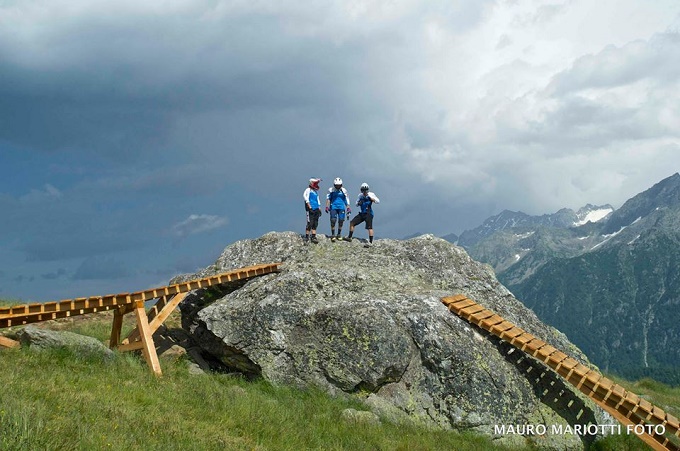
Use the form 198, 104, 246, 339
0, 305, 676, 450
0, 309, 503, 451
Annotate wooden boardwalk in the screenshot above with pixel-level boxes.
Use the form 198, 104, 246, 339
1, 263, 281, 375
442, 294, 680, 451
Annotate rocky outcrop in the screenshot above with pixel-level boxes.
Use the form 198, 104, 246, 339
176, 232, 614, 449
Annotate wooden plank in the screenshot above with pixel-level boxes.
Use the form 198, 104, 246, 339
579, 372, 603, 395
109, 308, 125, 349
489, 321, 515, 335
617, 391, 641, 412
447, 299, 475, 312
590, 377, 615, 402
535, 344, 559, 362
125, 292, 188, 344
478, 314, 504, 329
117, 340, 145, 352
555, 357, 578, 378
147, 292, 188, 334
523, 338, 547, 355
441, 294, 468, 306
134, 301, 162, 376
637, 398, 654, 417
469, 310, 495, 323
0, 305, 116, 328
459, 304, 486, 318
545, 350, 569, 366
666, 414, 680, 432
499, 326, 525, 341
146, 296, 169, 325
509, 333, 534, 348
601, 384, 626, 408
0, 335, 20, 348
650, 406, 668, 424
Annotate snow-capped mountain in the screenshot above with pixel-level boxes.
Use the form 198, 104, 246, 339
452, 173, 680, 384
573, 204, 614, 226
456, 204, 613, 248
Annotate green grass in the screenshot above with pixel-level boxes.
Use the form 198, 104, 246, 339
2, 309, 679, 451
0, 299, 22, 308
0, 316, 505, 451
0, 350, 504, 451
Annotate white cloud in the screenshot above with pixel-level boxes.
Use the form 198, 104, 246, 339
171, 214, 228, 238
19, 184, 63, 203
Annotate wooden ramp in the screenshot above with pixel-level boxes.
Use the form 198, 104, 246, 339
0, 263, 281, 375
442, 294, 680, 451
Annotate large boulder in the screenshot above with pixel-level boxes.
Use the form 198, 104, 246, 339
177, 232, 614, 449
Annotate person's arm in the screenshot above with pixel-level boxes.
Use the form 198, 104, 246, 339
369, 192, 380, 204
303, 188, 311, 210
343, 188, 351, 213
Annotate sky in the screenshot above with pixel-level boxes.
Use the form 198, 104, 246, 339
1, 0, 679, 302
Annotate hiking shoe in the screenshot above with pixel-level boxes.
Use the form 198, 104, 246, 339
311, 236, 318, 244
343, 236, 352, 242
364, 242, 371, 248
330, 236, 336, 242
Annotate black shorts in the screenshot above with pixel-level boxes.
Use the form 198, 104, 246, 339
306, 208, 321, 230
350, 212, 373, 229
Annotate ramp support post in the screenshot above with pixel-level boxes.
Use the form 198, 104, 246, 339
134, 300, 162, 376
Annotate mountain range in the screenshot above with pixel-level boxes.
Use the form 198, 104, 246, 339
448, 173, 680, 384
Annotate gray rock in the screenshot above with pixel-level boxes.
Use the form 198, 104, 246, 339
179, 231, 615, 448
17, 325, 114, 362
187, 362, 206, 376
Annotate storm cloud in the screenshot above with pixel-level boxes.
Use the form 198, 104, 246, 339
1, 0, 679, 300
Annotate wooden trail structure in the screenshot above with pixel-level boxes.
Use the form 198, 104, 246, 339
442, 294, 680, 451
0, 263, 281, 376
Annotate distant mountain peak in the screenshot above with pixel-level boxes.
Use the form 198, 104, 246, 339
455, 172, 680, 384
573, 204, 614, 226
601, 173, 680, 234
457, 206, 602, 247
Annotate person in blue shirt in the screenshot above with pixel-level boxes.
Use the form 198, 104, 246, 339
303, 178, 322, 243
345, 182, 380, 247
325, 177, 351, 242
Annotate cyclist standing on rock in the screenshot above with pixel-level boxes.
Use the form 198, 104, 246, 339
345, 182, 380, 248
303, 178, 322, 243
325, 177, 351, 242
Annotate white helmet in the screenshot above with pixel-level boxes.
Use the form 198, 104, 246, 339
333, 177, 343, 187
309, 178, 321, 190
360, 182, 369, 192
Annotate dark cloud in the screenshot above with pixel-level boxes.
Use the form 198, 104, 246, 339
1, 1, 678, 301
72, 256, 131, 281
41, 268, 67, 280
